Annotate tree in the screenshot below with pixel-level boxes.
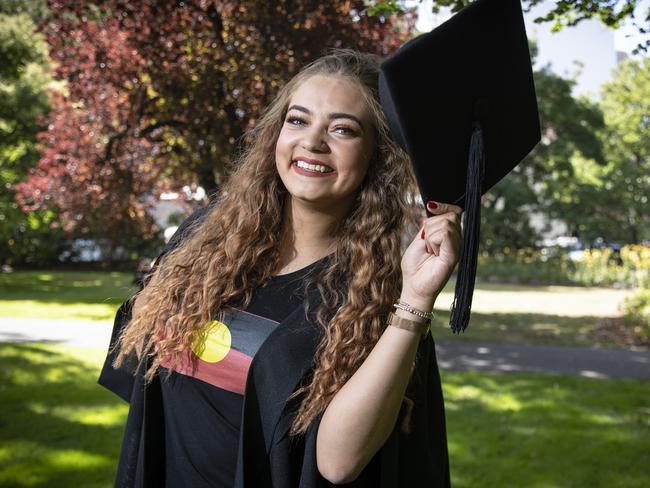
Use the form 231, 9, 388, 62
480, 41, 606, 251
373, 0, 649, 54
16, 0, 416, 259
491, 56, 650, 248
0, 9, 67, 266
563, 57, 650, 243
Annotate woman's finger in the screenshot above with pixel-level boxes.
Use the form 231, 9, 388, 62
426, 200, 463, 216
423, 219, 462, 257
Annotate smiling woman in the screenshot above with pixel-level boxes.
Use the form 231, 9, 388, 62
100, 48, 452, 488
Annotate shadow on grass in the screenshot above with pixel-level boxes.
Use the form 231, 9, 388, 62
0, 342, 127, 488
444, 278, 607, 293
1, 343, 648, 487
433, 310, 627, 348
442, 371, 650, 487
0, 271, 135, 306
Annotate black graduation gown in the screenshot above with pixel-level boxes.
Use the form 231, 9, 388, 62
97, 208, 452, 487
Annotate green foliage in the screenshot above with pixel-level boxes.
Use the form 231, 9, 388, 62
371, 3, 647, 253
404, 1, 649, 53
621, 288, 650, 339
0, 0, 50, 24
598, 58, 650, 242
366, 1, 405, 17
476, 245, 650, 288
0, 11, 68, 266
481, 39, 607, 252
553, 57, 650, 245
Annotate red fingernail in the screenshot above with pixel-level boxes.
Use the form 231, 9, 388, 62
421, 229, 425, 239
427, 201, 438, 209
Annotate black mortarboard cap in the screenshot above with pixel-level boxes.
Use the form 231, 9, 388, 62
379, 0, 541, 334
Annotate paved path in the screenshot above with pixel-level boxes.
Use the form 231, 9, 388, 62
435, 340, 650, 380
1, 317, 649, 379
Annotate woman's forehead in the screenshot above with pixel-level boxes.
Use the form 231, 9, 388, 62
288, 75, 371, 121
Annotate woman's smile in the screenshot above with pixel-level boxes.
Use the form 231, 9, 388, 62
292, 159, 338, 177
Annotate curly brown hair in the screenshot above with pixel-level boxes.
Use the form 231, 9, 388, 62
111, 47, 424, 437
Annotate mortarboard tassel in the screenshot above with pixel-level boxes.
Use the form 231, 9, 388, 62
449, 121, 486, 334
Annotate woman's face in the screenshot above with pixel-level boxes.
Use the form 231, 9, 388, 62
275, 74, 376, 210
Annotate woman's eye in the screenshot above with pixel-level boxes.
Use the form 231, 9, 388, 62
334, 126, 357, 136
285, 116, 358, 136
286, 116, 306, 126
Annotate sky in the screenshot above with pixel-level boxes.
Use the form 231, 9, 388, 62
412, 0, 648, 99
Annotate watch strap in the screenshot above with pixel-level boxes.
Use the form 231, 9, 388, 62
388, 312, 430, 341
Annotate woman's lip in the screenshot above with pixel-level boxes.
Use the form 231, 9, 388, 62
292, 161, 337, 177
292, 158, 334, 170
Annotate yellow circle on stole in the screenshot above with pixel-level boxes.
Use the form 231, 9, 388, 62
191, 320, 232, 363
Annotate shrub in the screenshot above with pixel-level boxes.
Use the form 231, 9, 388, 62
620, 288, 650, 339
476, 245, 650, 288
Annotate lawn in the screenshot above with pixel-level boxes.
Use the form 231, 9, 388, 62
0, 271, 136, 321
432, 279, 640, 348
0, 271, 639, 349
0, 342, 647, 487
442, 369, 650, 487
0, 343, 128, 488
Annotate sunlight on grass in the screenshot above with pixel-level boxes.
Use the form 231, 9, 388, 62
0, 271, 135, 321
432, 308, 622, 347
0, 300, 119, 321
438, 277, 634, 315
0, 272, 648, 485
441, 370, 650, 487
0, 343, 128, 488
33, 404, 128, 427
43, 449, 110, 469
2, 342, 648, 487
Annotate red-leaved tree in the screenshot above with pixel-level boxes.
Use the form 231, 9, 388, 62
16, 0, 416, 259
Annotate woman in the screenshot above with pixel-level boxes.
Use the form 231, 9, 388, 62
104, 48, 462, 487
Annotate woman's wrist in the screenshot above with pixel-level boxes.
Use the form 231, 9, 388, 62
389, 289, 434, 340
397, 289, 435, 316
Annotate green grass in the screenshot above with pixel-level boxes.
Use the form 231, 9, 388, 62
0, 343, 128, 487
0, 342, 648, 487
432, 278, 639, 348
432, 310, 616, 346
0, 271, 136, 321
442, 369, 650, 487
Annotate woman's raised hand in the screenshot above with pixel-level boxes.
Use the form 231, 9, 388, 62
400, 201, 463, 305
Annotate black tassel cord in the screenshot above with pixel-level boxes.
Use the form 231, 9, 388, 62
449, 121, 486, 334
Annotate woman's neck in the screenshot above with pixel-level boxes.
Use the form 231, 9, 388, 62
275, 198, 340, 274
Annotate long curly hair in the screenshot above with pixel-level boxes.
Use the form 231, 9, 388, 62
111, 48, 424, 437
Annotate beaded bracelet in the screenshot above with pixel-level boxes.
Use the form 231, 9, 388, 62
392, 299, 433, 321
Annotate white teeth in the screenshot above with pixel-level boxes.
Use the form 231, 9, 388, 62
294, 160, 334, 173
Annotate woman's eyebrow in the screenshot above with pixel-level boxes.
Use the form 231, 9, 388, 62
287, 104, 364, 129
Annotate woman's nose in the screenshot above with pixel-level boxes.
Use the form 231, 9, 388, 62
300, 126, 327, 152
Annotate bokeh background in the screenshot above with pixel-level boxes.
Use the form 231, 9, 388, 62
1, 0, 648, 486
